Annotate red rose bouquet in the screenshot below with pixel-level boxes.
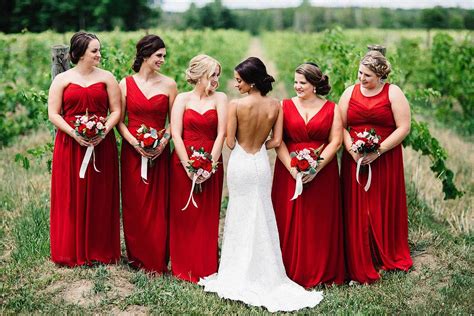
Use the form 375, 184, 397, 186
72, 109, 107, 178
289, 146, 324, 200
182, 147, 218, 210
135, 124, 165, 183
349, 128, 382, 191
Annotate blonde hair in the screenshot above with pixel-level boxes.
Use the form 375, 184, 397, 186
360, 51, 391, 79
185, 54, 221, 95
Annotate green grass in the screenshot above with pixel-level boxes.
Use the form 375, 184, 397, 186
0, 133, 472, 314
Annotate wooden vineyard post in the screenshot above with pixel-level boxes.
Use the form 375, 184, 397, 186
367, 44, 386, 56
51, 45, 70, 80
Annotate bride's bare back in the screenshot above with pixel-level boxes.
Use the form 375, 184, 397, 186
227, 94, 282, 154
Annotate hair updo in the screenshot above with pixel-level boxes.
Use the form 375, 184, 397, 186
360, 51, 391, 79
185, 54, 221, 95
295, 62, 331, 96
235, 57, 275, 96
69, 31, 99, 64
132, 35, 166, 72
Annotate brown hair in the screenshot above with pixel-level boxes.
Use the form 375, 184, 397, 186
132, 35, 166, 72
69, 31, 99, 64
295, 62, 331, 96
360, 51, 391, 79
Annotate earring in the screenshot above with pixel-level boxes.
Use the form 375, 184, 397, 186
250, 83, 255, 89
313, 87, 317, 94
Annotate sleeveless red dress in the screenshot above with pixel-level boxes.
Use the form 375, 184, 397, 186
169, 109, 224, 283
272, 99, 345, 287
50, 82, 120, 266
121, 76, 170, 273
341, 83, 412, 284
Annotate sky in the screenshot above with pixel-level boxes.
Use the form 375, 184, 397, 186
160, 0, 474, 12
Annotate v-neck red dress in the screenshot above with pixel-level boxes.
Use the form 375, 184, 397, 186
341, 83, 412, 284
121, 76, 170, 273
169, 108, 224, 283
50, 82, 120, 266
271, 99, 345, 287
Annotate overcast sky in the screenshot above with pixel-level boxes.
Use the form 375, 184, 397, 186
161, 0, 474, 12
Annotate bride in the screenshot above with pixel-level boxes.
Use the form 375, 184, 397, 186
199, 57, 323, 312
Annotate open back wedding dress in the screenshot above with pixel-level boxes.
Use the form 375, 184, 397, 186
199, 142, 323, 312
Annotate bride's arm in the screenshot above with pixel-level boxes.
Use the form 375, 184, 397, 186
226, 100, 238, 150
210, 93, 228, 161
265, 101, 283, 150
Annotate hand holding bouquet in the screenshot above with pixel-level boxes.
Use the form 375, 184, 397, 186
135, 124, 166, 183
182, 147, 218, 210
289, 145, 324, 201
71, 109, 107, 178
349, 128, 381, 191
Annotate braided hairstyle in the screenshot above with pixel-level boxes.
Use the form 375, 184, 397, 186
132, 35, 166, 72
360, 51, 391, 80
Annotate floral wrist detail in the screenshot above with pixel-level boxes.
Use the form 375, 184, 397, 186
162, 132, 170, 141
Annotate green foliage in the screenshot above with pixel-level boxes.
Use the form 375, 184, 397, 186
404, 119, 463, 199
263, 28, 466, 199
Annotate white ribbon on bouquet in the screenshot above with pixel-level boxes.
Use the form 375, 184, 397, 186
290, 172, 304, 201
141, 156, 149, 183
182, 174, 198, 211
79, 145, 101, 178
356, 157, 372, 192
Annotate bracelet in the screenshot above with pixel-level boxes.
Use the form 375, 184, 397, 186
376, 150, 381, 157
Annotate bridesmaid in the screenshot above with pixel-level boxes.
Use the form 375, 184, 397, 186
340, 50, 412, 284
48, 32, 121, 266
169, 55, 227, 283
272, 62, 345, 287
118, 35, 177, 273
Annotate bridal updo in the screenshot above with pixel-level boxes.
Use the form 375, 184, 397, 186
295, 62, 331, 96
132, 35, 166, 72
235, 57, 275, 96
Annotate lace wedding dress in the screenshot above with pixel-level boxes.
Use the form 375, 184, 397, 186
199, 142, 323, 312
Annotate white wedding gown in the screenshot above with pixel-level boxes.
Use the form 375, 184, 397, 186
199, 142, 323, 312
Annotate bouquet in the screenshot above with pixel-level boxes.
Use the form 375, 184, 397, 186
182, 147, 218, 210
135, 124, 165, 183
72, 109, 107, 178
289, 146, 324, 200
349, 128, 381, 191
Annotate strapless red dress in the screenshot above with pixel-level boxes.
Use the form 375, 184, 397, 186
50, 82, 120, 266
169, 108, 223, 283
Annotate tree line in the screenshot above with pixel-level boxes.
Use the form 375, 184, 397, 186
1, 0, 473, 34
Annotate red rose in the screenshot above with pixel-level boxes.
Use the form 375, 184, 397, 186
202, 161, 213, 172
290, 157, 298, 167
297, 159, 310, 171
191, 159, 202, 169
142, 136, 155, 148
85, 128, 97, 138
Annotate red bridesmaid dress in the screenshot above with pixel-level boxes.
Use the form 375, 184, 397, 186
50, 82, 120, 266
272, 99, 345, 287
169, 108, 223, 283
121, 76, 170, 273
341, 83, 412, 284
